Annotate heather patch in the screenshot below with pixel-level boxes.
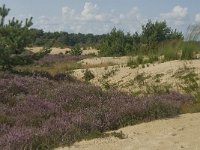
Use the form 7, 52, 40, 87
0, 73, 192, 149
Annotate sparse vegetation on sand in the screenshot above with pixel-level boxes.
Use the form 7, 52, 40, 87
1, 3, 200, 150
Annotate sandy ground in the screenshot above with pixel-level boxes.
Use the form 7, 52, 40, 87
28, 47, 98, 55
75, 60, 200, 81
80, 56, 129, 66
73, 59, 200, 92
55, 113, 200, 150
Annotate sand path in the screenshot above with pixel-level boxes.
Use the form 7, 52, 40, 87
56, 113, 200, 150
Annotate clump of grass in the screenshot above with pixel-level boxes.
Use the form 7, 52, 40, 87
127, 57, 138, 68
102, 68, 119, 79
83, 69, 95, 82
148, 54, 159, 63
137, 55, 144, 64
133, 73, 151, 86
109, 131, 127, 139
153, 73, 164, 83
157, 40, 181, 61
181, 42, 196, 60
163, 49, 179, 61
146, 83, 171, 95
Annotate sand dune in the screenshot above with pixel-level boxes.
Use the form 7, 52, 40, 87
56, 113, 200, 150
28, 47, 98, 55
73, 59, 200, 93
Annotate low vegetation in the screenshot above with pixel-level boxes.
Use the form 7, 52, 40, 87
1, 3, 200, 150
0, 73, 192, 149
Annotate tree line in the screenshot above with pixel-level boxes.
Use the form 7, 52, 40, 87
30, 21, 184, 56
0, 4, 185, 70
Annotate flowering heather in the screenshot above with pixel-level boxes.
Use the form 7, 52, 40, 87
0, 73, 192, 149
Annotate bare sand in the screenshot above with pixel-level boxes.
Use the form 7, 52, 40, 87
55, 113, 200, 150
80, 56, 129, 66
28, 47, 98, 55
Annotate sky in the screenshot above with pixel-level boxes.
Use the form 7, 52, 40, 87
0, 0, 199, 34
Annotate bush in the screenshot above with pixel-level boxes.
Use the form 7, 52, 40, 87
83, 69, 95, 82
127, 57, 138, 68
70, 45, 82, 56
0, 4, 50, 71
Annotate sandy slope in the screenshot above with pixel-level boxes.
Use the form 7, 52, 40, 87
55, 113, 200, 150
28, 47, 98, 55
73, 59, 200, 93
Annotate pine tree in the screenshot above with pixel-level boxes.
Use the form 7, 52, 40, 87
0, 4, 50, 70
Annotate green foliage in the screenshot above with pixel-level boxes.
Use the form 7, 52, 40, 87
163, 48, 179, 61
99, 21, 183, 57
70, 44, 82, 56
99, 28, 126, 56
127, 57, 138, 68
146, 83, 171, 95
137, 55, 144, 64
83, 69, 95, 82
0, 115, 16, 126
148, 54, 159, 63
102, 68, 118, 79
181, 42, 195, 60
0, 4, 50, 70
141, 20, 183, 51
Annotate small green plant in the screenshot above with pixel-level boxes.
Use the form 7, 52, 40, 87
109, 131, 127, 139
146, 83, 171, 94
127, 57, 138, 68
180, 71, 199, 93
134, 73, 151, 86
148, 54, 159, 63
83, 69, 95, 82
70, 44, 82, 56
153, 73, 164, 83
137, 55, 144, 64
102, 68, 118, 79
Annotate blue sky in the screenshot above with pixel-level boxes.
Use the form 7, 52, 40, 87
0, 0, 199, 34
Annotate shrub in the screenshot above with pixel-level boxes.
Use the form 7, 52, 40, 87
83, 69, 95, 82
70, 45, 82, 56
127, 57, 138, 68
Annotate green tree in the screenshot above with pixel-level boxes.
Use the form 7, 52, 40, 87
141, 20, 183, 51
0, 4, 10, 26
0, 4, 50, 70
99, 28, 126, 56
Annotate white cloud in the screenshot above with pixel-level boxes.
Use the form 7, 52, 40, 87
62, 6, 76, 21
81, 2, 97, 17
33, 2, 165, 34
160, 5, 188, 26
161, 5, 187, 20
38, 16, 50, 24
195, 14, 200, 23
